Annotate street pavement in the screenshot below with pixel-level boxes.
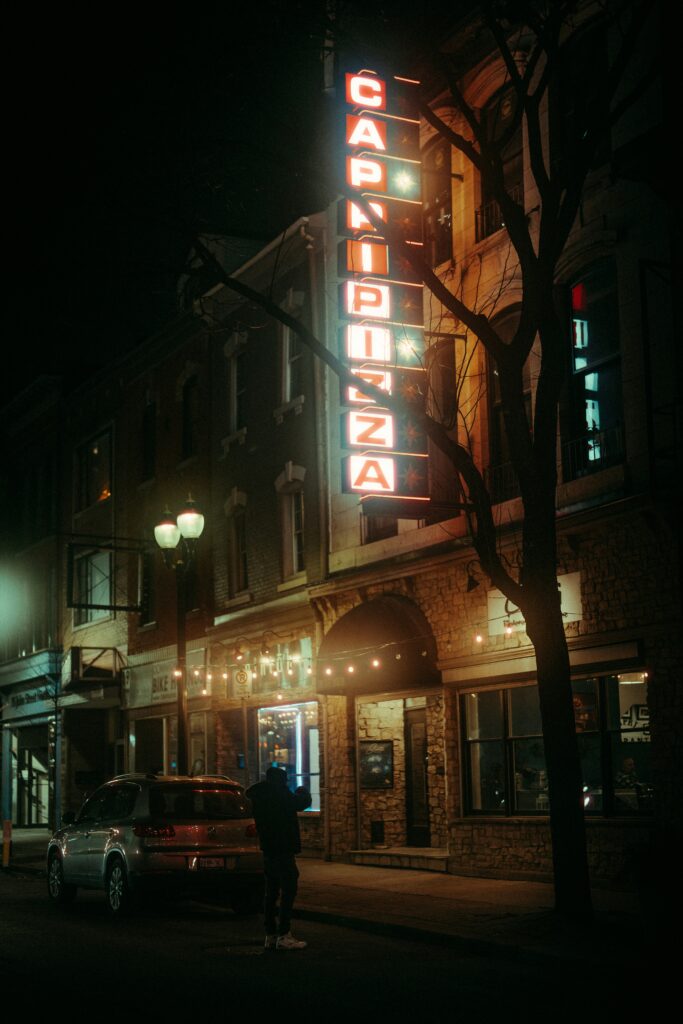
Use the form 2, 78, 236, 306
3, 827, 664, 967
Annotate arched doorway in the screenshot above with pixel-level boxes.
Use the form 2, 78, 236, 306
317, 595, 444, 850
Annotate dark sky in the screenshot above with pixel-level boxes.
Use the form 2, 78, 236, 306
6, 1, 459, 404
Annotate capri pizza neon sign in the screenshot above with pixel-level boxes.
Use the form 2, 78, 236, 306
340, 70, 428, 503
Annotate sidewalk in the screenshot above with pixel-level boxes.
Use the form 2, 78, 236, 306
3, 828, 659, 965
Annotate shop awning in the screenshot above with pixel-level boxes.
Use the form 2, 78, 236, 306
316, 594, 439, 695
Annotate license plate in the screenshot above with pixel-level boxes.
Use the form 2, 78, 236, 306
199, 857, 225, 869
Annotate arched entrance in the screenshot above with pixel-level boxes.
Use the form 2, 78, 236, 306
318, 595, 444, 850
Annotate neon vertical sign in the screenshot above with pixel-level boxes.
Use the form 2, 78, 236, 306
340, 69, 428, 503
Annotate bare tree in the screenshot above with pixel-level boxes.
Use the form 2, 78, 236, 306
192, 0, 657, 919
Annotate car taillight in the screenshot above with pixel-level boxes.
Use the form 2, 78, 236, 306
133, 824, 176, 838
245, 823, 258, 838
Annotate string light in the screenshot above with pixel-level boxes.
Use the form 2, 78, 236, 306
475, 633, 483, 644
347, 665, 355, 674
372, 659, 380, 668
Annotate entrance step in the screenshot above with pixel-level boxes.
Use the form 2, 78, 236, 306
349, 847, 448, 873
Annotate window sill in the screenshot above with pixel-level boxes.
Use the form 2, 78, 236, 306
176, 454, 198, 471
137, 477, 156, 492
221, 428, 247, 455
273, 395, 305, 424
224, 592, 254, 609
277, 573, 307, 593
137, 621, 158, 633
73, 496, 112, 517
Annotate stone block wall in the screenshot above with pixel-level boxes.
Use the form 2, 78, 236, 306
358, 698, 406, 847
325, 695, 357, 856
426, 695, 448, 847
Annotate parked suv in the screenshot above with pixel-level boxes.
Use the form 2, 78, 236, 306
47, 774, 264, 916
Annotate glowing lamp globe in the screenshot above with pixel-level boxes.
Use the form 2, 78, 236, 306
154, 510, 181, 550
177, 497, 205, 540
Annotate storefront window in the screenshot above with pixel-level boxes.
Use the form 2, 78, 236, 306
257, 701, 320, 811
606, 673, 651, 814
461, 673, 651, 817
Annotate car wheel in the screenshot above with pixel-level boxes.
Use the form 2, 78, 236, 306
47, 853, 77, 906
105, 857, 131, 916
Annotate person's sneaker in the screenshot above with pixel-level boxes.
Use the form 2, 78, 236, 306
276, 932, 307, 950
264, 935, 277, 950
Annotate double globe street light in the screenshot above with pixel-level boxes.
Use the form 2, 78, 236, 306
154, 496, 205, 777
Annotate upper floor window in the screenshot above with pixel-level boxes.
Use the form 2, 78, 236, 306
561, 261, 623, 480
485, 311, 531, 504
476, 86, 523, 242
224, 488, 249, 598
138, 550, 156, 626
283, 329, 304, 402
274, 462, 306, 580
182, 376, 200, 459
74, 549, 111, 626
223, 329, 248, 438
422, 138, 452, 266
76, 431, 112, 512
229, 348, 247, 434
552, 26, 610, 173
278, 290, 306, 407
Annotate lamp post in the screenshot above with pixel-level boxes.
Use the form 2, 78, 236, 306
154, 496, 205, 776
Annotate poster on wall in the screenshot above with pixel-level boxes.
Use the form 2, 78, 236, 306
359, 740, 394, 788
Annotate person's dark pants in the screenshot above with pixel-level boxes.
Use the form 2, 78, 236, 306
263, 852, 299, 936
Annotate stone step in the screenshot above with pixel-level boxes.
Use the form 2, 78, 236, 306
348, 847, 448, 873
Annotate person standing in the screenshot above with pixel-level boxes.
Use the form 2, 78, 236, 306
246, 766, 311, 950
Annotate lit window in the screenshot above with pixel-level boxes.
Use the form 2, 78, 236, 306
476, 86, 523, 242
258, 701, 320, 811
461, 674, 651, 817
422, 138, 452, 267
562, 261, 623, 480
76, 431, 111, 511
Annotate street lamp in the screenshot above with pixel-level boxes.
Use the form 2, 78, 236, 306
154, 495, 205, 776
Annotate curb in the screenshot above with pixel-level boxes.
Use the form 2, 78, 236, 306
291, 905, 607, 967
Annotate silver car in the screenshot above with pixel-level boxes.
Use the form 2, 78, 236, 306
46, 774, 264, 916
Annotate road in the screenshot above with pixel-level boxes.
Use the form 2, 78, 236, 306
0, 869, 645, 1017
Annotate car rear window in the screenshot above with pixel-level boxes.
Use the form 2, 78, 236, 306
149, 784, 252, 820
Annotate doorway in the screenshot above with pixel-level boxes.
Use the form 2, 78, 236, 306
405, 707, 430, 846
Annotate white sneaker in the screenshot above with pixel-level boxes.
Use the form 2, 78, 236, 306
264, 935, 277, 950
276, 932, 307, 950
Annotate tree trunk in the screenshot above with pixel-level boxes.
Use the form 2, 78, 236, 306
525, 591, 593, 920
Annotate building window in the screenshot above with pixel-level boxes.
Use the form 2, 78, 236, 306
422, 138, 452, 266
561, 261, 623, 480
229, 507, 249, 596
182, 376, 200, 458
258, 701, 320, 811
74, 550, 111, 625
274, 462, 306, 580
361, 514, 398, 544
484, 311, 531, 504
552, 26, 610, 173
476, 86, 523, 242
141, 398, 156, 481
282, 327, 304, 402
76, 431, 111, 511
229, 348, 247, 434
461, 673, 651, 817
138, 551, 156, 626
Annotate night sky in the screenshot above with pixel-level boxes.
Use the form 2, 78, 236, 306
6, 1, 460, 405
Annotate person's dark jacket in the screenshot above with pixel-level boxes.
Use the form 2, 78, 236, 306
246, 770, 312, 856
